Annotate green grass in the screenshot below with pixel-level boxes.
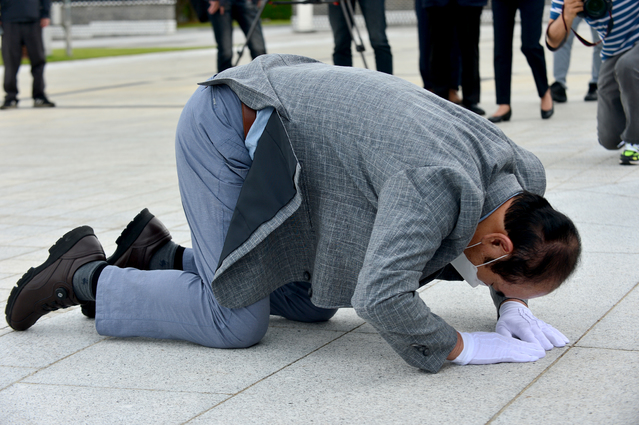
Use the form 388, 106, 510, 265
0, 46, 212, 65
176, 18, 290, 29
0, 19, 292, 65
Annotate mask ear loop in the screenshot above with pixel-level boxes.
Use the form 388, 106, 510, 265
465, 241, 482, 250
477, 253, 509, 268
465, 241, 509, 267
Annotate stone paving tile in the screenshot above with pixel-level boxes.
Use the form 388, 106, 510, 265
1, 384, 226, 425
22, 327, 350, 395
0, 309, 107, 369
0, 366, 39, 390
491, 348, 639, 425
189, 331, 566, 425
577, 283, 639, 351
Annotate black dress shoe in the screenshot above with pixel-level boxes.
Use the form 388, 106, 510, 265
541, 105, 554, 119
550, 82, 567, 103
584, 83, 598, 101
488, 109, 512, 123
464, 103, 485, 116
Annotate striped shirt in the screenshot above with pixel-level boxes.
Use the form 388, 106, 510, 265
550, 0, 639, 60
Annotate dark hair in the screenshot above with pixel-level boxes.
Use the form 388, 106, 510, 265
490, 192, 581, 289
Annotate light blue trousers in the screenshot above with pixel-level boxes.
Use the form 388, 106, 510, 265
553, 16, 602, 87
95, 85, 337, 347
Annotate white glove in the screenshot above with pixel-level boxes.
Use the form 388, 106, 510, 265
453, 332, 546, 365
496, 301, 569, 350
452, 332, 546, 365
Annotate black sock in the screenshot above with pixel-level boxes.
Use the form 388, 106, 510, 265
174, 246, 185, 271
149, 240, 182, 270
73, 261, 108, 302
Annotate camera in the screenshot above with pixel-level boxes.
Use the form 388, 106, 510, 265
578, 0, 612, 20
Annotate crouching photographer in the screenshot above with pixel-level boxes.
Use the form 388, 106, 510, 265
546, 0, 639, 165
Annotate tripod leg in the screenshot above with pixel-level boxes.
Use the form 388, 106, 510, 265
340, 0, 368, 69
234, 0, 269, 67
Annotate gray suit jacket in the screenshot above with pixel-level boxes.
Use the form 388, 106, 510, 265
200, 54, 546, 372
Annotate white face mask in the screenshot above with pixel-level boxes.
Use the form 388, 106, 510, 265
450, 242, 508, 288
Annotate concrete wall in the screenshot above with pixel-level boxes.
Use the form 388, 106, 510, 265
49, 0, 176, 39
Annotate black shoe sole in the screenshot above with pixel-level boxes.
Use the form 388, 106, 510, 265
5, 226, 95, 328
106, 208, 155, 265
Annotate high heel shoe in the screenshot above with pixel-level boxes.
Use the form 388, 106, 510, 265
541, 104, 554, 119
488, 109, 512, 123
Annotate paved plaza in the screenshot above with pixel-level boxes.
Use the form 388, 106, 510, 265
1, 22, 638, 424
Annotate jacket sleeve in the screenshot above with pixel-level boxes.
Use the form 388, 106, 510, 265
352, 166, 482, 373
40, 0, 52, 19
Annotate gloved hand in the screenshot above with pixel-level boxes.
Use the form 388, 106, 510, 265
496, 301, 569, 350
451, 332, 546, 365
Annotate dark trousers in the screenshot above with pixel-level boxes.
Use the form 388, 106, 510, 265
414, 3, 461, 91
426, 3, 482, 105
208, 0, 266, 73
492, 0, 549, 105
1, 21, 46, 101
328, 0, 393, 74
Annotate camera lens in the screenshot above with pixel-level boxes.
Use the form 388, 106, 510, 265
584, 0, 609, 19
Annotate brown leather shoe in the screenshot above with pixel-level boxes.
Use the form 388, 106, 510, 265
80, 209, 172, 319
5, 226, 106, 331
107, 208, 172, 269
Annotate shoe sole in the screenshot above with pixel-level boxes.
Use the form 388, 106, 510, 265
5, 226, 95, 329
106, 208, 155, 265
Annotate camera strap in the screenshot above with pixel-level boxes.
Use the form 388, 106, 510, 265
561, 4, 614, 48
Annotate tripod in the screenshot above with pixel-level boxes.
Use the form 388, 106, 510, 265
233, 0, 368, 68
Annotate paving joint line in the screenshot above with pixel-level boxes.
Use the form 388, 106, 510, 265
182, 322, 367, 424
485, 279, 639, 424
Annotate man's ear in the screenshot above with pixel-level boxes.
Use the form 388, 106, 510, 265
481, 233, 514, 256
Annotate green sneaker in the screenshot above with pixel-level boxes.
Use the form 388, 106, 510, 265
620, 144, 639, 165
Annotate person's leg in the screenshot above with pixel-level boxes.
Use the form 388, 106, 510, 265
448, 30, 462, 103
426, 4, 454, 100
490, 0, 516, 115
22, 22, 46, 100
590, 25, 602, 84
209, 10, 234, 72
1, 22, 22, 104
415, 1, 432, 89
270, 282, 338, 323
358, 0, 393, 74
552, 17, 578, 88
584, 24, 602, 101
550, 17, 577, 102
95, 84, 270, 347
96, 268, 269, 348
616, 43, 639, 147
518, 0, 549, 99
457, 5, 483, 107
596, 52, 625, 150
328, 0, 354, 67
184, 249, 336, 323
234, 0, 267, 60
